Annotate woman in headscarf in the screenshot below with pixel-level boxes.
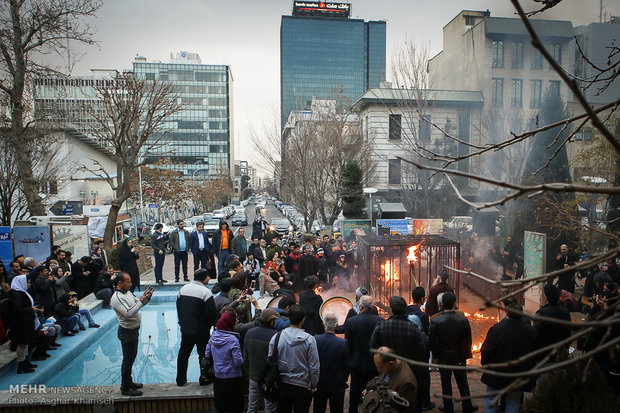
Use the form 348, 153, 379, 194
119, 238, 140, 293
206, 312, 244, 413
9, 275, 40, 373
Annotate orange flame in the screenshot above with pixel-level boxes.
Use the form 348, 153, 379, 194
406, 245, 418, 264
464, 312, 499, 322
314, 286, 323, 294
381, 260, 399, 283
472, 342, 482, 353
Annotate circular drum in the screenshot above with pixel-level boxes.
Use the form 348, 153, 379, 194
319, 296, 354, 326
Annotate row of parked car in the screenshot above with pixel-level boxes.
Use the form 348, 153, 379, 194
274, 200, 324, 234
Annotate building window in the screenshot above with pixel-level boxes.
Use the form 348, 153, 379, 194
465, 16, 477, 26
549, 80, 561, 98
531, 49, 543, 70
512, 42, 523, 69
574, 129, 593, 141
550, 43, 561, 67
492, 41, 504, 68
419, 115, 431, 141
511, 79, 523, 107
491, 78, 504, 107
389, 114, 401, 140
388, 159, 401, 185
530, 80, 542, 108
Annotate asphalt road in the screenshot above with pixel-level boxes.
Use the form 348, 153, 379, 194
228, 200, 285, 237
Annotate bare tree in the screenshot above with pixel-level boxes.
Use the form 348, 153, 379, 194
84, 75, 183, 249
0, 0, 101, 216
251, 102, 375, 230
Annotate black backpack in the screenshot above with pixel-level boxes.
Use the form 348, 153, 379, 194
258, 331, 282, 402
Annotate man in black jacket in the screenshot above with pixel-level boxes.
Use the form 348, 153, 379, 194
429, 292, 477, 413
151, 223, 167, 284
94, 264, 115, 309
535, 284, 571, 361
243, 308, 280, 413
344, 295, 384, 413
175, 269, 217, 386
481, 303, 538, 413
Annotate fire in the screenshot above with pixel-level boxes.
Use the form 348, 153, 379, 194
381, 260, 399, 283
464, 312, 499, 322
406, 245, 418, 264
472, 342, 482, 353
314, 286, 323, 294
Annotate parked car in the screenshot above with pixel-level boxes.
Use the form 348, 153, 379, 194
232, 213, 248, 226
212, 209, 226, 220
204, 218, 221, 236
137, 222, 152, 239
271, 218, 293, 234
445, 216, 473, 231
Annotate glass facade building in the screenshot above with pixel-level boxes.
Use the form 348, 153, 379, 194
133, 53, 233, 176
280, 14, 386, 128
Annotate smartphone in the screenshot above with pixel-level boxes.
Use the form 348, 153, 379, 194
250, 280, 256, 289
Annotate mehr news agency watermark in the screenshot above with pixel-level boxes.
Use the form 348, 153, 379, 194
7, 384, 115, 405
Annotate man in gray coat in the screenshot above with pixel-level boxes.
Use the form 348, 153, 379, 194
269, 304, 320, 413
169, 219, 191, 282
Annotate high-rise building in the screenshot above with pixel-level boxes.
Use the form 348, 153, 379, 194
133, 52, 234, 176
280, 1, 386, 129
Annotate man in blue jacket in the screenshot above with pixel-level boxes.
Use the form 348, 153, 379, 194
190, 222, 213, 276
314, 313, 350, 413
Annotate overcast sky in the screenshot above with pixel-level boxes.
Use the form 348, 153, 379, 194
66, 0, 618, 174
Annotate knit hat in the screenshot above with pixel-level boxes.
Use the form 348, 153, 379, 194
317, 248, 324, 255
260, 308, 280, 324
355, 286, 369, 298
216, 312, 236, 331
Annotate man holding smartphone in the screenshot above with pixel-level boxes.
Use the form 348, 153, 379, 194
111, 272, 153, 396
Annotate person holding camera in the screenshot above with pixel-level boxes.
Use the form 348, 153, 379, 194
110, 272, 153, 396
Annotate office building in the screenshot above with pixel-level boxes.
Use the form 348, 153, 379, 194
429, 10, 574, 119
280, 1, 386, 129
133, 52, 234, 176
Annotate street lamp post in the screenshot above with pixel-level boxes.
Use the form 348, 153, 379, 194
363, 187, 378, 231
192, 168, 209, 213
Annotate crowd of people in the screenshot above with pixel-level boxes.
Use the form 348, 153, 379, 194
2, 216, 618, 410
0, 243, 115, 374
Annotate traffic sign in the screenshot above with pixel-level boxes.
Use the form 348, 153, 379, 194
148, 203, 160, 209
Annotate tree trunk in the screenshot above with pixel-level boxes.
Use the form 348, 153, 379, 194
13, 150, 45, 216
103, 203, 121, 250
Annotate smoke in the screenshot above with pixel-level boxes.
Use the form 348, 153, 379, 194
470, 237, 505, 281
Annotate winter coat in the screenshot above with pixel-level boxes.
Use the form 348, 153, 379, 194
481, 317, 538, 390
119, 240, 140, 290
269, 327, 320, 390
206, 329, 244, 379
8, 290, 36, 345
94, 271, 114, 294
298, 290, 324, 336
169, 229, 191, 253
212, 226, 234, 256
243, 322, 279, 381
429, 310, 472, 365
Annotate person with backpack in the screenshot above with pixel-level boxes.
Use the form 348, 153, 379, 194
244, 308, 280, 413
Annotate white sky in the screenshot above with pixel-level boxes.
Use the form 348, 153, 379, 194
64, 0, 619, 176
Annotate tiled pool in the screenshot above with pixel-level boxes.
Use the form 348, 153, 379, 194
47, 303, 200, 387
